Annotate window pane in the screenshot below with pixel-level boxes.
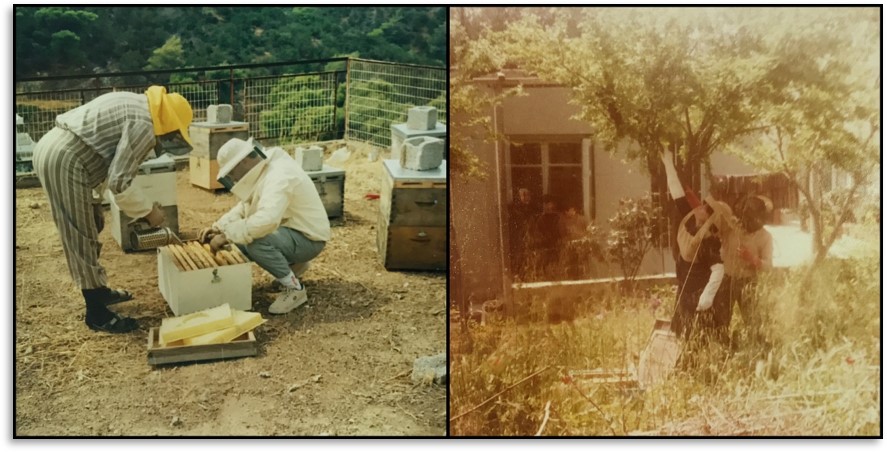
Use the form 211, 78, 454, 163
510, 167, 543, 208
549, 142, 582, 164
510, 142, 541, 165
548, 166, 584, 214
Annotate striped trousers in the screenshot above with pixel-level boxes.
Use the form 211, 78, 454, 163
32, 127, 110, 289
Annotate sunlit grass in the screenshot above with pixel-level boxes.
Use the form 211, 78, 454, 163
450, 233, 880, 436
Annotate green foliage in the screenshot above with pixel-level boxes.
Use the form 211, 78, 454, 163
258, 75, 337, 141
347, 78, 399, 141
606, 197, 660, 284
450, 7, 525, 178
15, 6, 445, 78
500, 8, 773, 179
145, 35, 185, 70
734, 8, 879, 263
465, 7, 877, 262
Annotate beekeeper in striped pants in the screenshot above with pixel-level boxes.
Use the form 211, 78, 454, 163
32, 86, 194, 334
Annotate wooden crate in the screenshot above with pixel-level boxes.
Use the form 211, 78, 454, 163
147, 327, 257, 365
306, 165, 345, 219
377, 160, 446, 271
380, 174, 446, 227
189, 122, 249, 160
189, 156, 224, 190
377, 222, 446, 271
157, 245, 252, 315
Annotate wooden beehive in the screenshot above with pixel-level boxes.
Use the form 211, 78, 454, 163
189, 156, 224, 190
157, 242, 252, 315
188, 122, 249, 160
306, 165, 345, 219
188, 122, 249, 190
377, 159, 446, 271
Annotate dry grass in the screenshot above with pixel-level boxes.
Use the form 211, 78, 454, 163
450, 228, 880, 437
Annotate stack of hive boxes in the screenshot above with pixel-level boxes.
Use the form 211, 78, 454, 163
189, 104, 249, 190
377, 106, 446, 271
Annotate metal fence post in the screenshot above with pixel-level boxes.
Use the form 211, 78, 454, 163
344, 57, 352, 142
229, 68, 235, 117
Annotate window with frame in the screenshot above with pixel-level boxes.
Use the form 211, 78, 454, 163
506, 138, 593, 219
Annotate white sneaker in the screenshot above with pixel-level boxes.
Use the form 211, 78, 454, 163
289, 261, 311, 278
269, 287, 308, 314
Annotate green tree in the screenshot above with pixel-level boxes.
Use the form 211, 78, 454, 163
145, 35, 185, 70
450, 7, 523, 178
15, 7, 98, 76
737, 8, 879, 264
501, 8, 772, 185
497, 7, 878, 264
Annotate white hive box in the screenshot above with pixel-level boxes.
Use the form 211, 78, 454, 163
107, 156, 179, 251
157, 245, 252, 316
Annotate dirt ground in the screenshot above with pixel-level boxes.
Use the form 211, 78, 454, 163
14, 142, 446, 436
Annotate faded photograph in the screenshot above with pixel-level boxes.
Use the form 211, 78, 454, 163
450, 6, 880, 436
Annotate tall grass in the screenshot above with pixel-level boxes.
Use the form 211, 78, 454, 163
450, 239, 880, 436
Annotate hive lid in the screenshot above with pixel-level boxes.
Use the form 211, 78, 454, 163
138, 154, 177, 174
383, 159, 446, 182
305, 164, 345, 177
190, 120, 249, 129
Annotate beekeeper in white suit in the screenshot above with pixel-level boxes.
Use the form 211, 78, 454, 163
198, 138, 330, 314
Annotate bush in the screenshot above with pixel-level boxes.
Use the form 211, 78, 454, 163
606, 197, 660, 285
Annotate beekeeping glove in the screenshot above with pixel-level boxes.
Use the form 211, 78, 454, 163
697, 263, 724, 312
142, 202, 166, 228
198, 226, 221, 244
210, 233, 230, 253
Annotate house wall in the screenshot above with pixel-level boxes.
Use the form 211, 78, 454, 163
456, 83, 774, 289
593, 140, 674, 276
501, 87, 593, 136
710, 151, 758, 177
451, 123, 506, 303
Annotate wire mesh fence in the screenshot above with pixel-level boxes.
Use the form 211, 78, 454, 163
14, 57, 445, 149
15, 89, 84, 145
345, 58, 447, 148
242, 72, 339, 142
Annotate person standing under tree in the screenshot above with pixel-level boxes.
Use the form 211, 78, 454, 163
712, 194, 774, 346
660, 149, 730, 341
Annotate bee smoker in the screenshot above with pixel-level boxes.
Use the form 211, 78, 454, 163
129, 221, 182, 250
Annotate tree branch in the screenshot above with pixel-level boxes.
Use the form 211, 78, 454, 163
535, 400, 552, 436
819, 179, 864, 261
450, 366, 552, 423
